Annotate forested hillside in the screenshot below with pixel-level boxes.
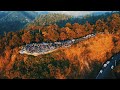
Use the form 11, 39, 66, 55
26, 11, 119, 28
26, 13, 73, 27
0, 11, 38, 35
0, 12, 120, 79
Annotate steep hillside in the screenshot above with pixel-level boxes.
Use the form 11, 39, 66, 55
1, 33, 120, 79
26, 13, 73, 27
0, 13, 120, 79
0, 11, 10, 19
55, 12, 116, 27
0, 11, 38, 35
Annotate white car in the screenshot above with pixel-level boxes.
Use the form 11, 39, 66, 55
103, 64, 107, 67
111, 65, 114, 69
100, 70, 103, 73
106, 61, 110, 64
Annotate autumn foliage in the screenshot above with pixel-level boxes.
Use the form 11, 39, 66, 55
0, 13, 120, 79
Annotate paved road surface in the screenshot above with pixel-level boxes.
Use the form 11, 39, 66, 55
96, 52, 120, 79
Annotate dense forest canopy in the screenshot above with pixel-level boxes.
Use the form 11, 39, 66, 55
0, 12, 120, 79
0, 11, 38, 35
25, 11, 120, 28
26, 13, 73, 26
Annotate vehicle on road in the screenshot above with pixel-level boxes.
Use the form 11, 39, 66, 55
106, 61, 110, 64
100, 70, 103, 73
111, 65, 114, 69
103, 64, 107, 67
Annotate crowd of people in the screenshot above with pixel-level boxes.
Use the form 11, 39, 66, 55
19, 33, 96, 55
21, 43, 55, 54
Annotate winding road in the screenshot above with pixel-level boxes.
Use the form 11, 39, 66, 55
96, 52, 120, 79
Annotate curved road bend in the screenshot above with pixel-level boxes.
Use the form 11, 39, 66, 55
96, 52, 120, 79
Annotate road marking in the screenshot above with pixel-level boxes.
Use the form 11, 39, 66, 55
115, 60, 116, 66
96, 72, 101, 79
112, 57, 114, 59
